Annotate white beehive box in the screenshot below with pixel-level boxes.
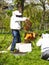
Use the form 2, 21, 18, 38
16, 43, 32, 52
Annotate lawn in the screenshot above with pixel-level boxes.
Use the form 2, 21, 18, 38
0, 34, 12, 50
0, 34, 49, 65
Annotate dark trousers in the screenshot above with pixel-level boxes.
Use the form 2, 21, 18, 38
41, 50, 49, 60
11, 30, 21, 51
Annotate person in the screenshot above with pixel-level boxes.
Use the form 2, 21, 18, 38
36, 33, 49, 60
10, 3, 29, 52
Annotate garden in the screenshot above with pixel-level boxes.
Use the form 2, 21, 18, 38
0, 0, 49, 65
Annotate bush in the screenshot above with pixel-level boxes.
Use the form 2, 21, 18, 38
6, 10, 12, 17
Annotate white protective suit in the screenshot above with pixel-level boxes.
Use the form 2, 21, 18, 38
36, 33, 49, 52
10, 10, 27, 30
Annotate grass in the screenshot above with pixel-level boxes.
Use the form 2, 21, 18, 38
0, 34, 12, 50
0, 34, 49, 65
0, 47, 49, 65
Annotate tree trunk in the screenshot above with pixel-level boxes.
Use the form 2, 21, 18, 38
39, 0, 46, 30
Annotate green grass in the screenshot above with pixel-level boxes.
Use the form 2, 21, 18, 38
0, 34, 12, 50
0, 47, 49, 65
0, 34, 49, 65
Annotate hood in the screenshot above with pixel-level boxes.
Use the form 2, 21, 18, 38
12, 10, 22, 16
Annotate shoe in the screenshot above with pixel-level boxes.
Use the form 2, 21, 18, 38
10, 50, 14, 53
10, 49, 19, 54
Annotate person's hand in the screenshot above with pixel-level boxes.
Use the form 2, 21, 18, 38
25, 17, 30, 22
25, 18, 30, 22
27, 18, 29, 20
27, 17, 30, 20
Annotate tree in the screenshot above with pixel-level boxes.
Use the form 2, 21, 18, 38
24, 0, 49, 30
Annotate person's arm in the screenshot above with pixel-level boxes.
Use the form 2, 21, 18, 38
14, 17, 28, 22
